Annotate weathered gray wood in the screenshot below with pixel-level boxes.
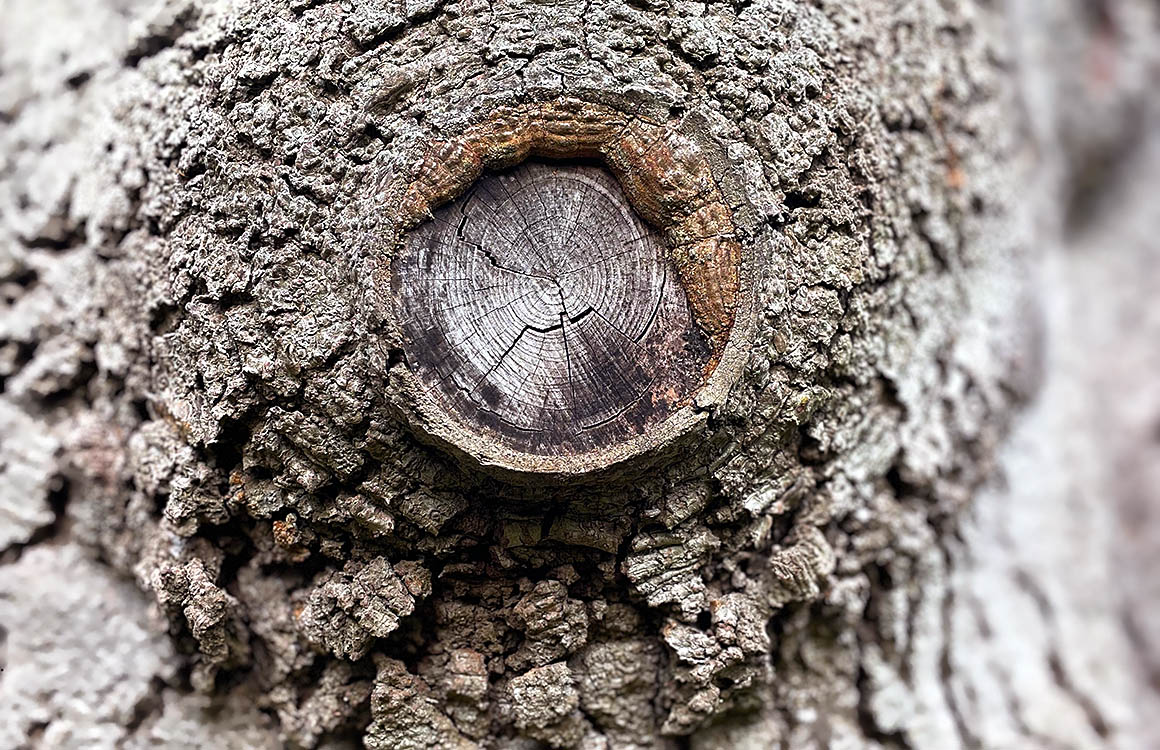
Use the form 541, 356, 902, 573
3, 1, 1160, 749
396, 162, 710, 456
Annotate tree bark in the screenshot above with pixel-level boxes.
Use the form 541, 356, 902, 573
1, 0, 1158, 748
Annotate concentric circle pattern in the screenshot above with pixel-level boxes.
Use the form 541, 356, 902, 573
396, 162, 711, 456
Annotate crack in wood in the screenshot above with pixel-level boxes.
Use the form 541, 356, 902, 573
397, 161, 711, 455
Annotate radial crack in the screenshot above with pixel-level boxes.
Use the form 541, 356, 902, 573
397, 161, 710, 454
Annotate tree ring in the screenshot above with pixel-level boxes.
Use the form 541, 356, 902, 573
385, 99, 758, 479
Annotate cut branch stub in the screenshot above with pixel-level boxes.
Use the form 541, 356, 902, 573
388, 99, 755, 476
397, 162, 711, 457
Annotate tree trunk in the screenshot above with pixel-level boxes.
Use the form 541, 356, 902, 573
1, 0, 1158, 748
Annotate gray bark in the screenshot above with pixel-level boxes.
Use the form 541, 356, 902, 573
1, 0, 1159, 748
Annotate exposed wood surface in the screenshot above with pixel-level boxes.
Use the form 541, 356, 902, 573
3, 0, 1159, 748
396, 162, 710, 455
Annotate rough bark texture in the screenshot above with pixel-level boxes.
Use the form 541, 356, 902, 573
1, 0, 1158, 748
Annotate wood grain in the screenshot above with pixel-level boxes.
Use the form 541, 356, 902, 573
394, 99, 743, 359
396, 162, 711, 456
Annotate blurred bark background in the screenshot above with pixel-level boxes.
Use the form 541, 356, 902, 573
1, 0, 1159, 748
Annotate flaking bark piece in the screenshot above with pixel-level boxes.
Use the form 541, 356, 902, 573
506, 662, 588, 749
365, 657, 476, 750
298, 557, 427, 660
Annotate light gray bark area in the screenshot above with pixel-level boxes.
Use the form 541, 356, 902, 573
1, 0, 1158, 748
0, 543, 288, 749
